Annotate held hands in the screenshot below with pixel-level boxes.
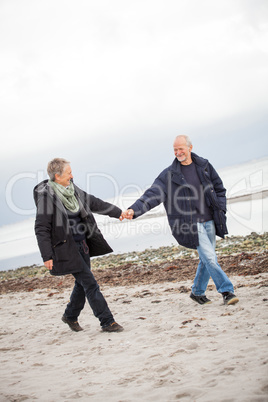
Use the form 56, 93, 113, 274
119, 209, 134, 221
44, 259, 53, 270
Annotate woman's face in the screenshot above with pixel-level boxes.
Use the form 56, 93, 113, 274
55, 165, 73, 187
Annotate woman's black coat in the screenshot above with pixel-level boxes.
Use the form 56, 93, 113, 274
34, 180, 122, 276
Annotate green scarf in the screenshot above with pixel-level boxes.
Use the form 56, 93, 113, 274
48, 180, 79, 213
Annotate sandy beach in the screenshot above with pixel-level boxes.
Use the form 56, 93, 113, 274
0, 271, 267, 402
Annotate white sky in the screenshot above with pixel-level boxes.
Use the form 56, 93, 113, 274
0, 0, 268, 225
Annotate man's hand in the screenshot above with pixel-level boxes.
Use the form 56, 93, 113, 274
44, 259, 53, 270
119, 210, 134, 220
123, 209, 134, 220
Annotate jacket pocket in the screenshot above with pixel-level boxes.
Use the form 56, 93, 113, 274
53, 240, 69, 262
213, 210, 228, 237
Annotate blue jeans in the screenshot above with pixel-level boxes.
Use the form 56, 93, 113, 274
64, 241, 114, 328
191, 221, 234, 296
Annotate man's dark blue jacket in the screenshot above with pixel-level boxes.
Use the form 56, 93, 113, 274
129, 153, 228, 249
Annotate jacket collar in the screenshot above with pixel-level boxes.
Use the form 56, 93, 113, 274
171, 152, 208, 172
191, 152, 208, 167
34, 179, 68, 217
170, 152, 208, 185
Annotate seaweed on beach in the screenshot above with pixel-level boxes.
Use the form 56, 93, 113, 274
0, 232, 267, 294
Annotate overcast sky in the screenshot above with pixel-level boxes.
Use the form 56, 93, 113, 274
0, 0, 268, 226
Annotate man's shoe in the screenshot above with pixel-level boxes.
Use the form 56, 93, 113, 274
222, 292, 239, 305
190, 293, 212, 305
102, 322, 124, 332
62, 314, 83, 332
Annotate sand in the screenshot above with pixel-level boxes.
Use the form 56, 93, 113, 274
0, 273, 268, 402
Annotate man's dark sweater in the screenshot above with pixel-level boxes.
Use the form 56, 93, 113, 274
181, 162, 213, 223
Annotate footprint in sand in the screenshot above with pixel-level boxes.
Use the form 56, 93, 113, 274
185, 342, 199, 351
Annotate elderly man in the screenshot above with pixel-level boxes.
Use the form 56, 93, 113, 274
125, 135, 239, 306
34, 158, 125, 332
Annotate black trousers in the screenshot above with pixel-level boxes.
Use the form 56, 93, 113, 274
64, 241, 114, 328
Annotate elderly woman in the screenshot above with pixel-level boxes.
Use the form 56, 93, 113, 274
34, 158, 124, 333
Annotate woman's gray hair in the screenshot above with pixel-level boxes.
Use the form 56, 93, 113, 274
47, 158, 70, 181
174, 135, 192, 147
